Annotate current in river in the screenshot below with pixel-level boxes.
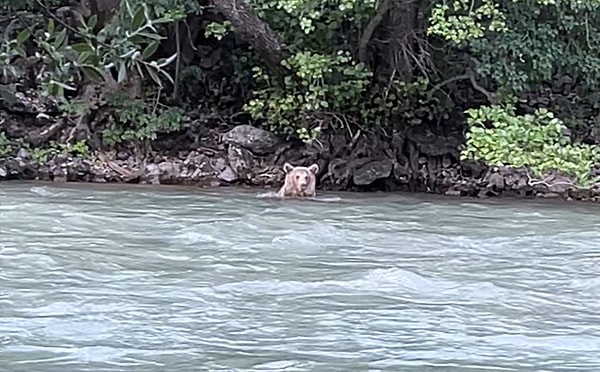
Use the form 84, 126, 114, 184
1, 182, 600, 371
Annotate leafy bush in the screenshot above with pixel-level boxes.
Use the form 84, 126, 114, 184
30, 140, 90, 164
0, 131, 12, 157
34, 2, 178, 98
462, 105, 600, 184
244, 50, 371, 142
0, 24, 29, 83
103, 95, 186, 145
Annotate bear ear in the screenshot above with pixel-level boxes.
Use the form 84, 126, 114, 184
308, 163, 319, 174
283, 163, 294, 173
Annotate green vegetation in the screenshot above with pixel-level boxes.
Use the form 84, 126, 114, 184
1, 0, 599, 185
102, 95, 186, 145
462, 106, 599, 185
30, 140, 90, 164
0, 131, 12, 157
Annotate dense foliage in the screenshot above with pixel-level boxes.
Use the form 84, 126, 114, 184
463, 106, 599, 184
1, 0, 599, 184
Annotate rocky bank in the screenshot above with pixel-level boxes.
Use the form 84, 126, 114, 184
4, 3, 600, 203
2, 103, 600, 202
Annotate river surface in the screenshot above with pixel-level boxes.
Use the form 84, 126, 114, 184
1, 182, 600, 371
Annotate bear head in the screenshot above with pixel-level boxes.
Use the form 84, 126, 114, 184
281, 162, 320, 196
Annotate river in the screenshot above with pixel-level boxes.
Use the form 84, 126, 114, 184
1, 182, 599, 371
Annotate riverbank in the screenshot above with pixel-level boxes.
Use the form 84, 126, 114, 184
2, 119, 599, 203
3, 2, 599, 205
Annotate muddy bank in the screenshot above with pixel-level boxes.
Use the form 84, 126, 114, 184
2, 110, 600, 202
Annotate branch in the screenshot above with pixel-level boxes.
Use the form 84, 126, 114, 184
209, 0, 291, 81
426, 68, 497, 104
172, 21, 181, 102
427, 73, 469, 97
466, 69, 497, 104
525, 171, 585, 191
358, 0, 392, 64
33, 0, 113, 49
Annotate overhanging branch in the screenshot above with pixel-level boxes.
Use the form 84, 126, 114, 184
209, 0, 290, 81
357, 0, 392, 64
427, 68, 497, 104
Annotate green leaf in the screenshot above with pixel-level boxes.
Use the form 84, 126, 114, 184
87, 15, 98, 30
132, 7, 146, 31
80, 65, 105, 83
14, 46, 27, 58
71, 43, 93, 54
54, 29, 67, 49
78, 51, 95, 64
142, 41, 159, 59
128, 35, 145, 44
0, 85, 18, 105
48, 19, 55, 34
16, 29, 30, 44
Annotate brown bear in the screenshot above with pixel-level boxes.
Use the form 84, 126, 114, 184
277, 162, 320, 198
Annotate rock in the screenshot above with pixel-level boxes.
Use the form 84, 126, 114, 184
352, 159, 394, 186
454, 180, 477, 194
38, 163, 52, 180
392, 162, 410, 183
569, 188, 592, 200
501, 167, 527, 189
217, 166, 237, 183
140, 161, 183, 184
157, 161, 182, 184
141, 163, 161, 184
0, 165, 6, 178
538, 192, 561, 199
1, 157, 31, 178
212, 156, 227, 172
53, 165, 68, 183
478, 190, 492, 198
66, 158, 91, 181
228, 145, 255, 181
177, 151, 217, 183
35, 113, 52, 127
406, 127, 462, 157
460, 160, 487, 179
546, 176, 575, 194
222, 125, 280, 155
442, 155, 452, 168
486, 172, 505, 190
445, 189, 462, 197
116, 151, 129, 161
16, 148, 30, 159
327, 158, 353, 188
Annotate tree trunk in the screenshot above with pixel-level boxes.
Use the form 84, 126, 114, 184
209, 0, 290, 81
368, 0, 429, 82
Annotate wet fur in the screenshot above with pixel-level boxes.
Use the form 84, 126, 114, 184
277, 162, 319, 199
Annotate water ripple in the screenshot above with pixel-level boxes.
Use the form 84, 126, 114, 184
1, 183, 600, 371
